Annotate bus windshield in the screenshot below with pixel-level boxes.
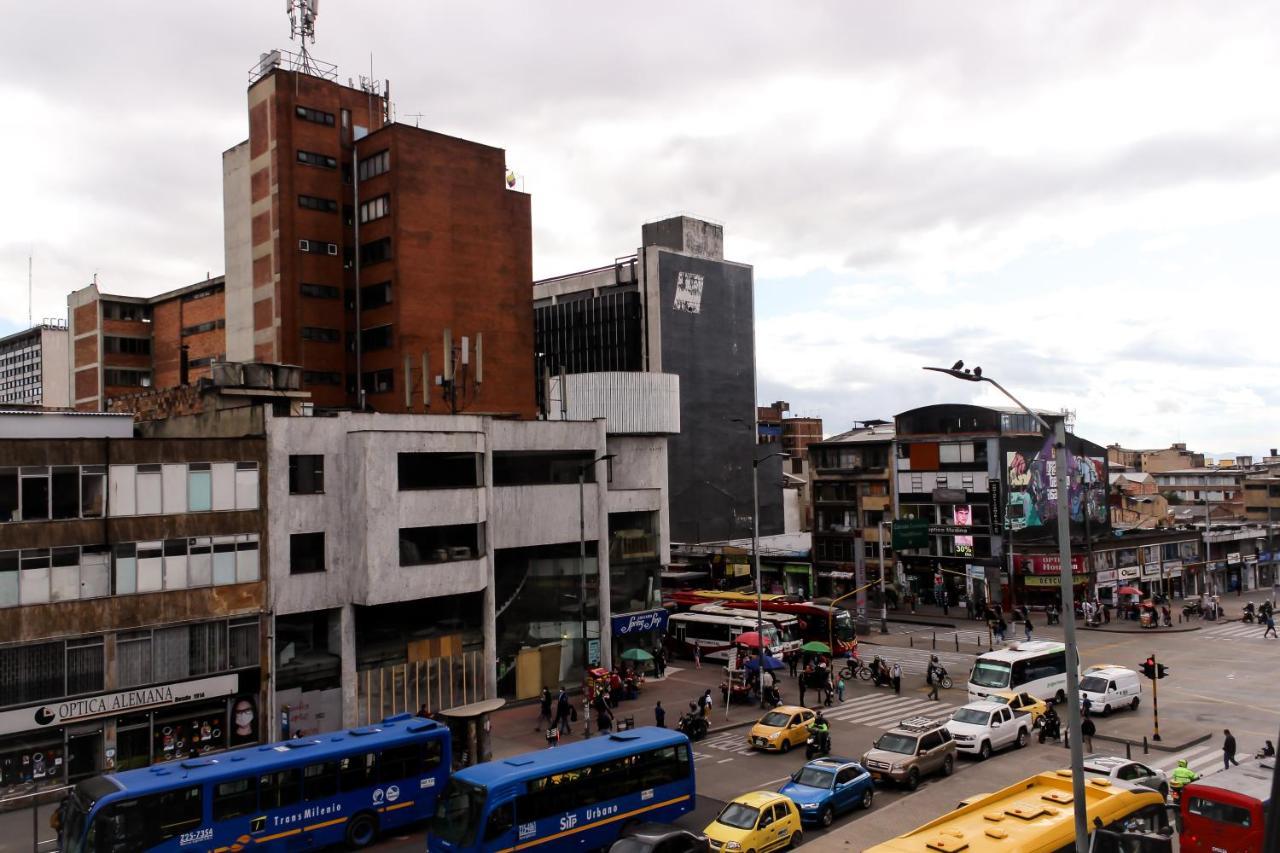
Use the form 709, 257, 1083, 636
970, 660, 1011, 689
433, 779, 487, 847
833, 610, 854, 641
63, 776, 118, 853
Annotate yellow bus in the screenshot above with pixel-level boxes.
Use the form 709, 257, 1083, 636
865, 769, 1174, 853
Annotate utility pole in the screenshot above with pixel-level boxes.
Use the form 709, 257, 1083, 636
1151, 652, 1161, 742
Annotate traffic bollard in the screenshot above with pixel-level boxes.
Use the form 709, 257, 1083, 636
932, 633, 937, 650
1126, 742, 1132, 759
1143, 736, 1149, 755
955, 634, 960, 652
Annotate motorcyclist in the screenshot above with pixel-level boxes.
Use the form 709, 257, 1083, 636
808, 711, 831, 753
871, 655, 886, 687
1170, 759, 1199, 795
1040, 705, 1061, 741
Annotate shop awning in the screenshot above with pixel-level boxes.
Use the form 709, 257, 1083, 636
784, 564, 812, 576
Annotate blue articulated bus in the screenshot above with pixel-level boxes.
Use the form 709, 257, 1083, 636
429, 727, 696, 853
58, 713, 450, 852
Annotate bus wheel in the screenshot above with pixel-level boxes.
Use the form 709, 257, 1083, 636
346, 812, 378, 849
1054, 690, 1066, 706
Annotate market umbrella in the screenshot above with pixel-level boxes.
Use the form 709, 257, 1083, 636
620, 648, 653, 662
801, 641, 831, 654
1116, 586, 1141, 596
745, 655, 785, 672
735, 631, 766, 649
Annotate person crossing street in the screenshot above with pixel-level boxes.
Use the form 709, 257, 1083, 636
927, 655, 941, 701
1224, 729, 1239, 770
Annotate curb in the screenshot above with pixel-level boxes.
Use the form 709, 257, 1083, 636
706, 719, 755, 735
1081, 624, 1201, 634
1094, 731, 1212, 754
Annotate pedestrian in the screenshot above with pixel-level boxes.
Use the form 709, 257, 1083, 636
701, 689, 713, 719
1265, 613, 1277, 639
694, 644, 701, 670
1081, 717, 1096, 751
555, 686, 572, 735
996, 617, 1007, 643
535, 686, 553, 732
1224, 729, 1239, 770
836, 676, 845, 703
597, 706, 612, 735
927, 656, 940, 701
654, 700, 666, 728
798, 675, 807, 708
892, 662, 902, 695
788, 651, 798, 678
941, 590, 950, 616
1023, 612, 1034, 642
1082, 695, 1093, 718
417, 703, 429, 718
1102, 601, 1110, 624
655, 647, 667, 678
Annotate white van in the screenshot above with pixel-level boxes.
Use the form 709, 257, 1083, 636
1078, 665, 1142, 715
967, 641, 1071, 704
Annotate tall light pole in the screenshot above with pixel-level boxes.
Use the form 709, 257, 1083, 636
752, 449, 789, 706
579, 453, 616, 683
924, 363, 1088, 853
878, 520, 890, 634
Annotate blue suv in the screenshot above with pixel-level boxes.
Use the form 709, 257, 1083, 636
778, 757, 875, 827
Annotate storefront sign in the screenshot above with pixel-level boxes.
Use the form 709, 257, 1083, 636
966, 565, 986, 579
1118, 566, 1141, 580
988, 482, 1004, 533
0, 674, 240, 737
929, 524, 976, 536
1140, 563, 1162, 578
1228, 552, 1241, 565
892, 519, 930, 550
1023, 574, 1090, 587
1163, 560, 1183, 576
611, 609, 669, 636
1096, 570, 1119, 584
1017, 555, 1089, 575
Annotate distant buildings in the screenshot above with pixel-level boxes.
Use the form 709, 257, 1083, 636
1106, 442, 1204, 473
0, 323, 68, 408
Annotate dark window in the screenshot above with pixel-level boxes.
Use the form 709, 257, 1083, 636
515, 744, 688, 822
360, 237, 392, 266
51, 467, 79, 519
378, 740, 442, 783
181, 319, 225, 337
180, 286, 221, 303
289, 455, 325, 495
290, 533, 326, 574
103, 369, 151, 388
303, 762, 339, 800
295, 105, 336, 126
259, 769, 301, 810
299, 239, 338, 256
492, 451, 597, 486
339, 753, 377, 791
0, 469, 17, 521
301, 282, 340, 299
213, 777, 257, 821
298, 194, 338, 213
297, 150, 337, 169
361, 325, 393, 351
1188, 797, 1252, 827
484, 803, 514, 842
359, 195, 390, 223
399, 524, 483, 565
302, 327, 341, 343
358, 150, 390, 181
361, 282, 392, 309
303, 371, 342, 385
103, 336, 152, 355
361, 369, 393, 394
20, 473, 49, 520
101, 302, 152, 322
100, 786, 202, 848
398, 453, 482, 490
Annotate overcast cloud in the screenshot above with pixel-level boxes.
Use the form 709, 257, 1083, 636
1, 1, 1277, 456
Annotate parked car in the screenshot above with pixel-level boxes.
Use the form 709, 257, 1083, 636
704, 791, 803, 852
610, 823, 709, 853
989, 690, 1048, 727
1078, 666, 1143, 715
861, 716, 956, 791
778, 757, 874, 827
945, 701, 1031, 760
748, 705, 816, 753
1081, 754, 1170, 799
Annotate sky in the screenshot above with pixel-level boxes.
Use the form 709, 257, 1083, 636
1, 2, 1277, 457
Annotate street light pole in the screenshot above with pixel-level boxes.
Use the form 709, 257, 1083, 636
924, 364, 1089, 853
878, 521, 889, 634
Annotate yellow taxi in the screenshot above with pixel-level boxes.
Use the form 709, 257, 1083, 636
704, 790, 803, 852
990, 690, 1048, 726
747, 705, 815, 753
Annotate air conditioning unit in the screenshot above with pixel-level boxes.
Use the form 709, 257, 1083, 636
432, 548, 450, 562
448, 546, 473, 560
298, 239, 311, 252
326, 243, 338, 256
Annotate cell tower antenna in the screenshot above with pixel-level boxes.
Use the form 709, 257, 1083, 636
286, 0, 321, 76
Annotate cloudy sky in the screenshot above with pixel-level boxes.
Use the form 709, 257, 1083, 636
2, 2, 1277, 456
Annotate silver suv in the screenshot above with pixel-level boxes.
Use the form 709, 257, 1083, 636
861, 716, 956, 791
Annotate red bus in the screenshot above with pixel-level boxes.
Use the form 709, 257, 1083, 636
1180, 759, 1270, 853
667, 591, 857, 654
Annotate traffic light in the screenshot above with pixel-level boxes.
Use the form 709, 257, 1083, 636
1157, 663, 1169, 679
1141, 657, 1169, 679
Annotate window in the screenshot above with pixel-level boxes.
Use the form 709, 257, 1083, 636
398, 452, 482, 490
81, 466, 105, 518
361, 369, 393, 393
103, 336, 152, 355
340, 753, 377, 791
399, 523, 483, 565
298, 194, 338, 213
358, 150, 390, 180
361, 282, 392, 309
259, 769, 302, 810
484, 803, 514, 843
289, 455, 325, 495
291, 532, 326, 574
360, 237, 392, 265
304, 371, 342, 386
297, 150, 337, 169
302, 326, 341, 343
361, 324, 393, 351
213, 777, 258, 821
360, 194, 390, 223
301, 282, 340, 299
101, 302, 152, 322
117, 630, 153, 688
303, 762, 339, 800
299, 239, 338, 256
104, 368, 151, 388
1187, 797, 1252, 827
378, 740, 443, 783
296, 105, 336, 125
229, 616, 260, 669
181, 319, 225, 337
492, 451, 597, 486
51, 467, 79, 519
17, 467, 49, 521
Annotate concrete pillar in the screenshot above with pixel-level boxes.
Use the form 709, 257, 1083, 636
483, 427, 498, 699
596, 422, 613, 672
340, 604, 358, 727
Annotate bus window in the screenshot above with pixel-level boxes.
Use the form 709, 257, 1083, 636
339, 752, 377, 791
380, 744, 430, 783
971, 660, 1011, 689
99, 786, 202, 849
213, 776, 257, 821
1188, 796, 1253, 827
434, 778, 487, 847
484, 802, 514, 842
259, 769, 301, 810
303, 761, 339, 801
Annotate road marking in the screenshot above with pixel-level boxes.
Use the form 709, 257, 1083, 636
717, 758, 734, 764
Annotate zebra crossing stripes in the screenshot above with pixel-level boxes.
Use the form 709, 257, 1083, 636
1201, 621, 1277, 642
855, 645, 975, 678
1146, 743, 1249, 778
824, 694, 955, 729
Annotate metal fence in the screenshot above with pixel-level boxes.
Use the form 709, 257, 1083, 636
355, 651, 487, 725
0, 785, 70, 853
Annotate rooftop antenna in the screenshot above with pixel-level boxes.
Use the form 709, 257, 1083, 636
406, 113, 425, 127
286, 0, 321, 76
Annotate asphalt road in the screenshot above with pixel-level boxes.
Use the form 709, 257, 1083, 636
368, 604, 1280, 851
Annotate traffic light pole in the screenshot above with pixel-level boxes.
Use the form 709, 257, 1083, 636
1151, 653, 1161, 743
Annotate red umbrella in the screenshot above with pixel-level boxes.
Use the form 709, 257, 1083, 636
734, 631, 766, 648
1116, 586, 1141, 596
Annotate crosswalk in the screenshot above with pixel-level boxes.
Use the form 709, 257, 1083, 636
1200, 621, 1278, 643
854, 645, 976, 678
1140, 743, 1251, 779
822, 692, 957, 729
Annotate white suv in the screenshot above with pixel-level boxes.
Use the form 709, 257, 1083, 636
1081, 754, 1170, 799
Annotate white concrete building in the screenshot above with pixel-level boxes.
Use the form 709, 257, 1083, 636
0, 323, 69, 408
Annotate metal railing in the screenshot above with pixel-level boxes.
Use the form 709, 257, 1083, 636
247, 48, 338, 84
0, 785, 71, 853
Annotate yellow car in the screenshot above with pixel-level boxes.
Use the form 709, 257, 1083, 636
704, 790, 803, 852
747, 705, 816, 753
990, 690, 1048, 726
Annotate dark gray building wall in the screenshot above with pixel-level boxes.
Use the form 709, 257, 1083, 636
656, 251, 779, 541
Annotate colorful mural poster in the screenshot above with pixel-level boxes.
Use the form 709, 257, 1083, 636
1006, 436, 1107, 530
953, 505, 974, 556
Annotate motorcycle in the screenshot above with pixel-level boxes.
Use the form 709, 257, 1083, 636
806, 729, 831, 759
928, 665, 954, 691
676, 703, 708, 741
1038, 715, 1062, 744
1243, 604, 1256, 624
1182, 601, 1202, 618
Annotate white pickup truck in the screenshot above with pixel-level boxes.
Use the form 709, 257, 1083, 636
944, 701, 1030, 760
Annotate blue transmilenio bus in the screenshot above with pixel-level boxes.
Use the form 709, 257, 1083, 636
59, 713, 449, 852
430, 727, 695, 853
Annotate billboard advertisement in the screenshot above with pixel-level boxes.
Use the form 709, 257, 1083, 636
1005, 435, 1107, 531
